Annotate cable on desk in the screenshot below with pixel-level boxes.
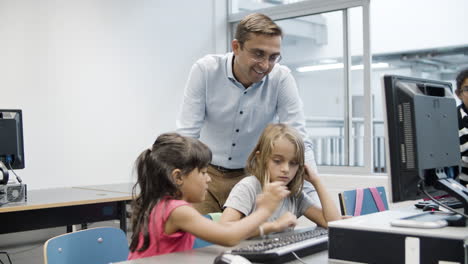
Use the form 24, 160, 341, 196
0, 164, 25, 208
0, 252, 13, 264
6, 164, 22, 184
0, 200, 12, 207
418, 179, 468, 218
291, 251, 309, 264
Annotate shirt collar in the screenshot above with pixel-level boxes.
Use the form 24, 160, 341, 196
226, 52, 266, 88
461, 104, 468, 119
227, 52, 236, 81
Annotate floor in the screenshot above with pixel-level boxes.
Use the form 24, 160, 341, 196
0, 220, 130, 264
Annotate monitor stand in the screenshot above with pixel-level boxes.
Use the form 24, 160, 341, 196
434, 178, 468, 214
328, 209, 467, 264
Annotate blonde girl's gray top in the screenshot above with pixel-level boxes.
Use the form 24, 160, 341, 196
223, 176, 315, 222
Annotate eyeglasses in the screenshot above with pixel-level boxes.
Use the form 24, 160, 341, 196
462, 86, 468, 93
243, 46, 282, 64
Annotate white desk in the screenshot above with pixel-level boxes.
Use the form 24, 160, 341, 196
116, 241, 329, 264
328, 209, 468, 263
116, 207, 468, 264
73, 182, 135, 194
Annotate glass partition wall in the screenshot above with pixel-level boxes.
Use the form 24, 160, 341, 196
228, 0, 468, 174
229, 0, 374, 174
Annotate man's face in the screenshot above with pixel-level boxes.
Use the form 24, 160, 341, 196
458, 78, 468, 108
232, 33, 282, 88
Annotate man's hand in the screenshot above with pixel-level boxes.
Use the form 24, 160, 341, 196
304, 164, 320, 184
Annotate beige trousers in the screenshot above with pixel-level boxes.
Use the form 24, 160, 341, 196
192, 165, 247, 214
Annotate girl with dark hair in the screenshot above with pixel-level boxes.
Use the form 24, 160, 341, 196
128, 133, 289, 259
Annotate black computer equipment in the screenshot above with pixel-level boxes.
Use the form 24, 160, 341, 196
0, 109, 27, 205
227, 226, 328, 263
382, 75, 468, 214
415, 195, 464, 210
0, 109, 25, 171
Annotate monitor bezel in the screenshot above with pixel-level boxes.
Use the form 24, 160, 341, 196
0, 109, 25, 170
382, 75, 458, 203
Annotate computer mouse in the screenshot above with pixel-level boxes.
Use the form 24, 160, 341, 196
213, 253, 252, 264
422, 204, 440, 211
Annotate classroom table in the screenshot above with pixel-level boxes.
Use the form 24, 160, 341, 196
0, 186, 131, 234
72, 182, 135, 194
116, 204, 468, 264
117, 241, 329, 264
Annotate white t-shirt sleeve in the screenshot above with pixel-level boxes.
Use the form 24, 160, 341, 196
296, 190, 315, 216
223, 176, 260, 217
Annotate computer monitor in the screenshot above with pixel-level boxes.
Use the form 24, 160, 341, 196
382, 75, 468, 214
0, 109, 25, 184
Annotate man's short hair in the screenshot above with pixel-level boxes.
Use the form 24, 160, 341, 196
456, 68, 468, 96
234, 13, 282, 46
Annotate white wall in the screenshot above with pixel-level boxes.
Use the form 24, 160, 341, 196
0, 0, 221, 189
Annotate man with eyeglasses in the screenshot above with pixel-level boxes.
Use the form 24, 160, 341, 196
176, 13, 318, 214
455, 68, 468, 187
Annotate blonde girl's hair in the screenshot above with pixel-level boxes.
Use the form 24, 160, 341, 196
245, 123, 305, 196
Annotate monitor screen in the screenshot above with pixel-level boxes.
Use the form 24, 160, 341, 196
382, 75, 460, 203
0, 109, 25, 170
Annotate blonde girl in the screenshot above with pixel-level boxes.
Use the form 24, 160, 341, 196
221, 124, 341, 236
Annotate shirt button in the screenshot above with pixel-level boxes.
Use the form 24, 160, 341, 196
232, 143, 236, 147
244, 91, 247, 94
228, 157, 232, 160
236, 129, 239, 132
240, 111, 243, 114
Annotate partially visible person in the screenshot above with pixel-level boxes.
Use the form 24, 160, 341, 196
128, 133, 290, 259
221, 124, 341, 237
176, 13, 318, 214
455, 68, 468, 187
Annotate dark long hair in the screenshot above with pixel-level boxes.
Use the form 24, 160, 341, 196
129, 133, 212, 252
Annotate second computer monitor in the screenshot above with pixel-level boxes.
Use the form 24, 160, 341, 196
382, 75, 460, 203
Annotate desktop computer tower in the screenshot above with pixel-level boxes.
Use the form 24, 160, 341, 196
0, 183, 27, 204
329, 210, 467, 264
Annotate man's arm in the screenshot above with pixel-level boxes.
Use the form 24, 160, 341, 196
176, 63, 206, 139
276, 70, 317, 173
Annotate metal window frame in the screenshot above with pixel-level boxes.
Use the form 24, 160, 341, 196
227, 0, 373, 175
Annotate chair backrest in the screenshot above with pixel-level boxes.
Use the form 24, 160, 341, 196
338, 186, 389, 216
44, 227, 129, 264
192, 212, 223, 249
